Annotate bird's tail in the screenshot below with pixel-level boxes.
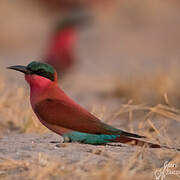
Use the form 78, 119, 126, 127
112, 135, 161, 148
119, 130, 146, 139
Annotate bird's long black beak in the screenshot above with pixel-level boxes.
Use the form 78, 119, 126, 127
7, 65, 30, 74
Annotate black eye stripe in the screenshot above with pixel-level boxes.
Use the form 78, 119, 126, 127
28, 68, 54, 81
36, 69, 47, 76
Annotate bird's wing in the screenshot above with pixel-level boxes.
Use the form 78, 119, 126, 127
34, 98, 117, 135
34, 98, 139, 137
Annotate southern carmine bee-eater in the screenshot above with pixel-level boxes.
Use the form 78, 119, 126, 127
8, 61, 160, 147
44, 10, 90, 76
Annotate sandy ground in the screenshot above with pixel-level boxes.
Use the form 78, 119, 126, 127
0, 133, 178, 179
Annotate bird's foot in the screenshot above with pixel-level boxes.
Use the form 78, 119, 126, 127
53, 136, 71, 148
62, 136, 71, 143
50, 137, 71, 148
50, 136, 71, 144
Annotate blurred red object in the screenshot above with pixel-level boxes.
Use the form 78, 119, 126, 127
44, 10, 91, 75
45, 27, 76, 75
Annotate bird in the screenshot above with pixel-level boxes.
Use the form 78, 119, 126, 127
44, 10, 90, 76
8, 61, 160, 147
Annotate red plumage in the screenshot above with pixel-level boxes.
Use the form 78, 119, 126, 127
45, 28, 76, 74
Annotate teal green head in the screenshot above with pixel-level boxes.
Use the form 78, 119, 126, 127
7, 61, 56, 82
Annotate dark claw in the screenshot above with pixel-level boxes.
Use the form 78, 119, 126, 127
50, 141, 61, 143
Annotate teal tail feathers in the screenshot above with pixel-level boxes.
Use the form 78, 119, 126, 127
63, 131, 160, 148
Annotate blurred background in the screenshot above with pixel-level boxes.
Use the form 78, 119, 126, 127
0, 1, 180, 179
1, 0, 180, 107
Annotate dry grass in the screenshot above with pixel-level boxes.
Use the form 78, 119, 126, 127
110, 71, 180, 106
0, 76, 48, 135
